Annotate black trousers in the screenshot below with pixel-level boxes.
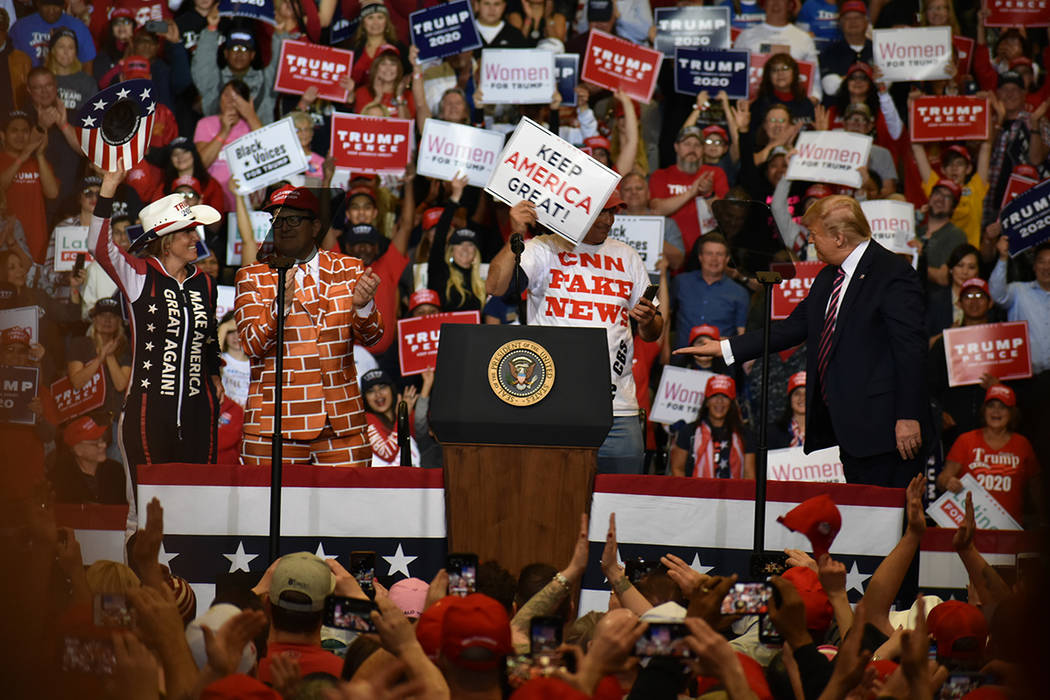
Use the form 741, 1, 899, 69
840, 448, 924, 488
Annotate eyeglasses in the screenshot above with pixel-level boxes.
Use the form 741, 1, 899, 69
82, 188, 100, 197
961, 292, 987, 300
704, 138, 726, 146
848, 73, 870, 81
176, 190, 200, 199
272, 215, 314, 229
766, 116, 789, 124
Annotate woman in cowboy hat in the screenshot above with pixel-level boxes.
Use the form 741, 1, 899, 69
87, 161, 223, 469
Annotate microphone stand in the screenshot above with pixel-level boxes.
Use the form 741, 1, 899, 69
750, 269, 782, 575
397, 400, 411, 466
268, 257, 294, 563
510, 233, 527, 325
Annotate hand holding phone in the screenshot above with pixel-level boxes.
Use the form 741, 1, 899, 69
446, 553, 478, 597
633, 622, 693, 658
324, 595, 377, 632
720, 582, 772, 615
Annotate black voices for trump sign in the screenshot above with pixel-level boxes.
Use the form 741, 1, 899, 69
222, 118, 308, 195
485, 118, 621, 245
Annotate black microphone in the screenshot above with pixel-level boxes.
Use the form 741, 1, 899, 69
397, 400, 411, 466
510, 232, 525, 255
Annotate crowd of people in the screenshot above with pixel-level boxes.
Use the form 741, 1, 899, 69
0, 0, 1048, 694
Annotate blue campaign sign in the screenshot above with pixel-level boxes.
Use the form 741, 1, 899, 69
674, 48, 750, 99
654, 6, 731, 57
410, 0, 483, 62
555, 54, 579, 107
218, 0, 276, 25
1001, 177, 1050, 256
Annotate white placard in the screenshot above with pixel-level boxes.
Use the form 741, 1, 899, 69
225, 210, 275, 266
927, 474, 1022, 531
608, 215, 664, 273
873, 27, 952, 83
417, 119, 506, 188
861, 199, 915, 249
650, 366, 714, 425
222, 117, 309, 195
785, 131, 872, 189
0, 306, 41, 343
216, 285, 235, 322
766, 446, 846, 483
53, 225, 92, 272
485, 117, 621, 245
480, 49, 556, 104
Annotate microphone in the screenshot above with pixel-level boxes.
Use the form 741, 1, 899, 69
510, 232, 525, 255
397, 400, 411, 466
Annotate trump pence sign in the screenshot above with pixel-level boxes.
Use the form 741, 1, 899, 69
274, 40, 354, 103
909, 96, 989, 142
581, 30, 662, 104
329, 114, 413, 174
942, 322, 1032, 387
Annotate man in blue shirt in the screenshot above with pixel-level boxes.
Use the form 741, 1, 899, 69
671, 232, 751, 349
10, 0, 94, 67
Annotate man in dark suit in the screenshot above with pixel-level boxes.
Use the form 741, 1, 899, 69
677, 195, 928, 487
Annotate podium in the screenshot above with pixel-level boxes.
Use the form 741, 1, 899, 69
430, 325, 612, 575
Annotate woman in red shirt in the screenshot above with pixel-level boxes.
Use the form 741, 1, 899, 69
938, 385, 1040, 527
353, 47, 413, 119
361, 369, 419, 467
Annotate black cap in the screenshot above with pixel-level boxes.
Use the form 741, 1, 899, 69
448, 228, 479, 247
3, 110, 31, 129
90, 298, 122, 317
341, 224, 383, 246
360, 369, 394, 393
998, 71, 1024, 89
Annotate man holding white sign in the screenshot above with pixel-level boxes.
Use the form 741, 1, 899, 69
486, 192, 662, 475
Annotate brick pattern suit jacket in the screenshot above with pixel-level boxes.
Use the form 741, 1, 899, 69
234, 250, 383, 442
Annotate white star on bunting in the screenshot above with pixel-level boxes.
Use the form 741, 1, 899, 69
315, 542, 338, 560
158, 543, 179, 569
382, 543, 417, 578
146, 102, 155, 115
223, 541, 259, 573
690, 553, 715, 575
81, 116, 95, 127
845, 561, 871, 595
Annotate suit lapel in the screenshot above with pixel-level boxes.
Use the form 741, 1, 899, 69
828, 242, 877, 354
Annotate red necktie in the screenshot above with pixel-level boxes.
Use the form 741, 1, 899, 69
817, 266, 845, 403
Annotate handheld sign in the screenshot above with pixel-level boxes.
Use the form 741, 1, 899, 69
767, 446, 845, 484
674, 48, 749, 99
650, 366, 714, 425
581, 30, 662, 104
274, 40, 354, 103
53, 225, 93, 272
927, 474, 1022, 531
942, 322, 1032, 387
0, 306, 40, 344
771, 260, 825, 320
1000, 174, 1038, 210
909, 96, 988, 143
873, 27, 952, 83
654, 6, 731, 57
329, 114, 413, 175
48, 371, 105, 423
225, 210, 274, 266
0, 366, 38, 425
555, 54, 579, 107
410, 1, 482, 62
1001, 177, 1050, 256
417, 119, 505, 188
218, 0, 276, 25
748, 53, 814, 100
985, 0, 1050, 27
216, 285, 235, 322
484, 117, 621, 246
397, 311, 480, 376
861, 199, 915, 251
785, 131, 872, 189
608, 215, 664, 273
953, 35, 974, 76
223, 118, 309, 195
481, 49, 556, 104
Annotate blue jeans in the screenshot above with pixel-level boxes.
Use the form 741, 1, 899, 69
597, 414, 644, 474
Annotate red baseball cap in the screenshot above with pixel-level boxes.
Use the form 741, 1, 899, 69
171, 175, 202, 196
1008, 56, 1033, 71
696, 652, 773, 699
777, 494, 842, 557
705, 374, 736, 401
601, 190, 626, 212
422, 207, 444, 231
926, 600, 988, 661
847, 62, 873, 80
265, 185, 319, 214
933, 178, 963, 202
376, 43, 401, 57
347, 185, 376, 202
781, 566, 834, 632
510, 678, 589, 700
689, 324, 720, 344
983, 384, 1015, 407
1, 326, 31, 347
122, 55, 152, 80
440, 593, 512, 671
408, 288, 441, 312
804, 184, 834, 201
787, 371, 806, 395
1012, 163, 1040, 180
959, 277, 989, 296
415, 596, 453, 659
942, 144, 972, 165
702, 125, 729, 142
201, 674, 280, 700
840, 0, 867, 16
62, 415, 108, 447
110, 7, 135, 20
584, 135, 612, 152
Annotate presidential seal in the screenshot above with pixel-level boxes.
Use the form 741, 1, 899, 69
487, 339, 556, 406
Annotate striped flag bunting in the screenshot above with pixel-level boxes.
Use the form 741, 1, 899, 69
54, 503, 129, 565
918, 527, 1035, 600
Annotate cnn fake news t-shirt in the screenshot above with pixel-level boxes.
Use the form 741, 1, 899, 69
520, 234, 649, 416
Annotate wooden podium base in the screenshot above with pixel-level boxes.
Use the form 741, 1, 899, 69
443, 444, 597, 575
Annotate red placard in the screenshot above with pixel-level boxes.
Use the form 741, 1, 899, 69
985, 0, 1050, 27
329, 114, 413, 174
942, 322, 1033, 387
47, 370, 106, 423
397, 311, 480, 376
274, 40, 354, 103
909, 96, 989, 142
952, 35, 974, 76
1000, 174, 1039, 209
747, 54, 815, 100
581, 30, 662, 104
771, 261, 825, 320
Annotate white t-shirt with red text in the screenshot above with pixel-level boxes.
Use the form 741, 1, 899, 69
520, 235, 649, 416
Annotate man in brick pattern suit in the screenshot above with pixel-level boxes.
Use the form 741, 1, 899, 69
235, 186, 383, 466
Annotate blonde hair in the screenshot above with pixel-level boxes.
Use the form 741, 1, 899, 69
85, 561, 141, 595
801, 195, 872, 242
447, 243, 485, 306
920, 0, 960, 36
87, 316, 128, 357
45, 34, 82, 74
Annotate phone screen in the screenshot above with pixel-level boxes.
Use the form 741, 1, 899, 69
323, 595, 377, 632
529, 616, 562, 655
938, 672, 987, 699
720, 582, 772, 615
633, 623, 693, 658
758, 614, 782, 645
61, 636, 116, 675
350, 551, 376, 597
93, 593, 133, 628
642, 284, 659, 302
447, 553, 477, 596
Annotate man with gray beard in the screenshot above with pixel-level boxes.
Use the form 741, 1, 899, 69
648, 125, 730, 255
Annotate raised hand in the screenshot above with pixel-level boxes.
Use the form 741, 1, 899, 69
817, 553, 847, 596
449, 171, 469, 202
202, 609, 268, 677
905, 473, 927, 538
660, 553, 703, 597
509, 200, 537, 233
352, 268, 381, 308
563, 513, 590, 581
952, 492, 976, 552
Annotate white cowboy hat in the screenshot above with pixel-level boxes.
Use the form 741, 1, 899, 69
131, 193, 221, 252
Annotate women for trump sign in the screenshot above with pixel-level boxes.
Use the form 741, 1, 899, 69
873, 27, 952, 83
485, 118, 621, 245
480, 50, 555, 104
784, 131, 872, 189
417, 119, 505, 188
